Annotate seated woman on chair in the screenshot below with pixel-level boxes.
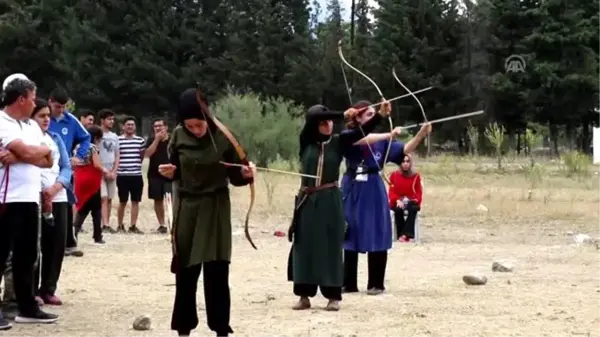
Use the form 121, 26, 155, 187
388, 154, 422, 242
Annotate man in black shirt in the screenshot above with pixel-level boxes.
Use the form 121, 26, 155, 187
144, 118, 171, 234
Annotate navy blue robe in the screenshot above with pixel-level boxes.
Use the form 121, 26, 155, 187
341, 139, 404, 252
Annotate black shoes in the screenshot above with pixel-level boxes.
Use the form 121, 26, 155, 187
0, 311, 11, 330
14, 309, 59, 324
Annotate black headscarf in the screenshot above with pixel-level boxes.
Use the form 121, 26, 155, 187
298, 104, 344, 157
177, 88, 216, 137
178, 88, 207, 123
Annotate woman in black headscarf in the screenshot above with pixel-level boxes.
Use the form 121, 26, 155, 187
158, 88, 256, 337
287, 102, 402, 311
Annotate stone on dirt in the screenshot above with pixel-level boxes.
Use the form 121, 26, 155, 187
133, 315, 151, 331
492, 261, 513, 272
476, 204, 488, 212
573, 233, 591, 244
462, 274, 487, 285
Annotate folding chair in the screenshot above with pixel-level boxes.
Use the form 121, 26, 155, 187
413, 210, 421, 243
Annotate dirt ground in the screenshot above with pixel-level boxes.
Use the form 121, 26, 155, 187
5, 157, 600, 336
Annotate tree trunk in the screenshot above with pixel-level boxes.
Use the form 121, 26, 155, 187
581, 120, 590, 153
549, 123, 559, 157
565, 123, 573, 150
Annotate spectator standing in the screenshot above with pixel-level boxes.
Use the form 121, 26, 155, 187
78, 110, 95, 128
48, 88, 90, 257
144, 118, 171, 234
72, 126, 106, 244
72, 109, 95, 235
0, 74, 59, 329
98, 109, 119, 233
116, 116, 145, 234
30, 98, 75, 306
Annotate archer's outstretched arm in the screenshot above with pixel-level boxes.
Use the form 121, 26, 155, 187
404, 123, 432, 153
338, 113, 383, 148
354, 126, 403, 146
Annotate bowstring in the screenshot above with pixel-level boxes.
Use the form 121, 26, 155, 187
197, 91, 219, 154
340, 62, 353, 105
338, 45, 384, 175
392, 67, 430, 156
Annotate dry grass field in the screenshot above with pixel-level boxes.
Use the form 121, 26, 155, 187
5, 155, 600, 337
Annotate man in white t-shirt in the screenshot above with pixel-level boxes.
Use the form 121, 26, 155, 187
0, 75, 59, 329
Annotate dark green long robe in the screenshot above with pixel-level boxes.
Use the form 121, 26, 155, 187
292, 136, 346, 286
168, 125, 251, 268
290, 115, 384, 287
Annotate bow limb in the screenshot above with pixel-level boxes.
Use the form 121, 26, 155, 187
392, 67, 428, 123
337, 40, 385, 98
380, 113, 394, 186
338, 40, 392, 186
392, 67, 430, 155
195, 90, 257, 250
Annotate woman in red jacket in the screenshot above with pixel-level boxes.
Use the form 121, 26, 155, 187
388, 154, 422, 242
73, 125, 106, 244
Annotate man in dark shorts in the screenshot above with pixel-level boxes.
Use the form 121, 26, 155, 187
144, 118, 171, 234
116, 116, 145, 234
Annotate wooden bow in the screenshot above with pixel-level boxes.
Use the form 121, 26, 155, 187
392, 67, 430, 154
338, 39, 392, 186
195, 89, 257, 250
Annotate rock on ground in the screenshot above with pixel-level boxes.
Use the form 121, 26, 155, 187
463, 274, 487, 285
492, 261, 513, 272
133, 315, 151, 331
573, 234, 591, 244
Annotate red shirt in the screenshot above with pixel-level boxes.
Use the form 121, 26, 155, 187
388, 170, 423, 208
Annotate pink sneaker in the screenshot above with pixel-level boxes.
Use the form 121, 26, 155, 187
42, 294, 63, 306
398, 235, 410, 242
34, 296, 44, 306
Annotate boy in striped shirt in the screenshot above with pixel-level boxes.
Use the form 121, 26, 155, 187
116, 116, 145, 234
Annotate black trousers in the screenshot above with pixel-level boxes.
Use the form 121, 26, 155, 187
293, 283, 342, 301
73, 191, 102, 242
34, 202, 68, 296
171, 261, 233, 336
65, 205, 76, 248
66, 177, 77, 249
393, 204, 419, 239
0, 202, 41, 315
343, 250, 388, 291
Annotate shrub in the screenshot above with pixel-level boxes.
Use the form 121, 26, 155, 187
484, 122, 505, 170
212, 93, 304, 167
560, 150, 591, 178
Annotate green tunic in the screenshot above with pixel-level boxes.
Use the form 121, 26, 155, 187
292, 135, 346, 287
168, 125, 250, 268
